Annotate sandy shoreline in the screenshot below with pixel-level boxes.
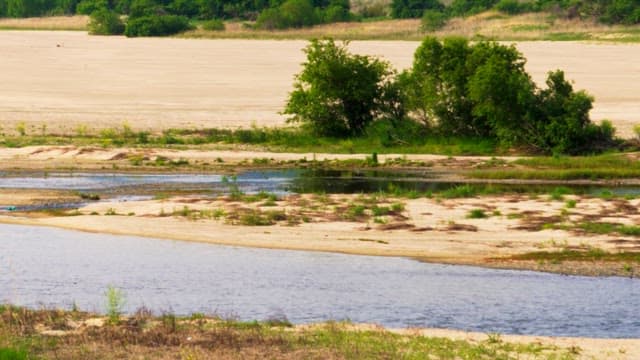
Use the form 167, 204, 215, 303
2, 189, 639, 277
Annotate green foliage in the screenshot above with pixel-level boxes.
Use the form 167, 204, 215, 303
449, 0, 498, 16
105, 286, 125, 324
285, 39, 402, 137
0, 347, 27, 360
421, 8, 448, 31
495, 0, 532, 14
391, 0, 444, 19
124, 14, 192, 37
467, 208, 488, 218
256, 0, 318, 29
88, 8, 125, 35
402, 37, 615, 154
201, 18, 225, 31
76, 0, 107, 14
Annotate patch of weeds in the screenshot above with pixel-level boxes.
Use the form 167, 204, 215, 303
105, 286, 125, 325
467, 209, 488, 219
391, 202, 405, 212
371, 205, 390, 216
104, 208, 118, 216
440, 184, 477, 199
565, 199, 577, 208
550, 187, 572, 201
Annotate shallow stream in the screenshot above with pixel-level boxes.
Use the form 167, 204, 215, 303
1, 224, 639, 338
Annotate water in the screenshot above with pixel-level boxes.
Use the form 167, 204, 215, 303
1, 170, 639, 197
1, 224, 639, 338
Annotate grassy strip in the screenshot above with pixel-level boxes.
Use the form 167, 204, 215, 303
470, 168, 640, 180
510, 248, 640, 263
0, 126, 499, 155
470, 155, 640, 180
0, 305, 577, 359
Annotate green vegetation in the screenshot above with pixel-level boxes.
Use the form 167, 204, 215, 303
467, 208, 488, 218
389, 0, 640, 26
105, 286, 125, 325
285, 37, 615, 155
471, 154, 640, 180
88, 8, 124, 35
0, 305, 578, 359
285, 39, 401, 137
511, 248, 640, 263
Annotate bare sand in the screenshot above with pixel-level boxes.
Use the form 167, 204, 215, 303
1, 31, 639, 137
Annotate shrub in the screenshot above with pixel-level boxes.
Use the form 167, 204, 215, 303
202, 18, 225, 31
76, 0, 108, 15
89, 9, 125, 35
403, 37, 615, 154
421, 8, 448, 31
285, 39, 403, 137
391, 0, 444, 19
256, 0, 318, 29
125, 14, 192, 37
494, 0, 531, 14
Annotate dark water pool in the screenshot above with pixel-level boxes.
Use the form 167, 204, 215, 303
1, 224, 639, 338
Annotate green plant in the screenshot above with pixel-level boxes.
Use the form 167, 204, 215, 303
105, 286, 125, 325
565, 199, 577, 208
202, 19, 225, 31
105, 208, 118, 215
467, 208, 488, 219
89, 8, 125, 35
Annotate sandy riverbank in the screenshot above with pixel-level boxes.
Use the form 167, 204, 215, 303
2, 189, 639, 277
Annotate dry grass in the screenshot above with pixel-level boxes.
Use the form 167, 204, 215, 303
0, 15, 88, 30
183, 18, 423, 40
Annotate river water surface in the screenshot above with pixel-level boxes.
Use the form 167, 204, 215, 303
1, 224, 639, 338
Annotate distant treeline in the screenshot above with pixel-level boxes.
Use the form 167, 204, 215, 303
393, 0, 640, 26
0, 0, 351, 23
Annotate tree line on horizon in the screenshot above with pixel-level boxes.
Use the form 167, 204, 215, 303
0, 0, 639, 34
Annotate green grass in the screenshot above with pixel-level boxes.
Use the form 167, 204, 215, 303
470, 154, 640, 180
0, 126, 499, 156
510, 248, 640, 263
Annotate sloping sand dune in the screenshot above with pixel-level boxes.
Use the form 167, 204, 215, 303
1, 31, 638, 137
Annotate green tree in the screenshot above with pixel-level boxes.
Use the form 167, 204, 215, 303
391, 0, 444, 18
404, 37, 614, 154
76, 0, 108, 14
285, 39, 400, 137
88, 8, 125, 34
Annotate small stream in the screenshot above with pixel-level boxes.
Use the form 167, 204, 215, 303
1, 224, 639, 338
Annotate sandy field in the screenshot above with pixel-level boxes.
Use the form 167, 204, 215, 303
1, 31, 639, 137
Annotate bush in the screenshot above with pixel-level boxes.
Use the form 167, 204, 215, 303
124, 14, 192, 37
391, 0, 444, 19
421, 8, 448, 31
494, 0, 531, 14
285, 39, 403, 137
202, 18, 225, 31
448, 0, 498, 16
403, 37, 615, 154
89, 8, 125, 35
256, 0, 318, 29
76, 0, 108, 15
